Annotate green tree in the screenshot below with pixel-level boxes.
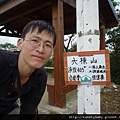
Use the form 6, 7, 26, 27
44, 56, 54, 67
0, 42, 18, 50
106, 0, 120, 84
68, 42, 77, 52
106, 24, 120, 85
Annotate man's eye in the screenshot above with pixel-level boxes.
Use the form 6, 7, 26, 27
31, 39, 39, 43
45, 44, 52, 48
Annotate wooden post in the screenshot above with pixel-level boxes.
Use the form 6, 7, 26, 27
100, 25, 106, 50
48, 0, 77, 108
76, 0, 100, 114
52, 0, 66, 108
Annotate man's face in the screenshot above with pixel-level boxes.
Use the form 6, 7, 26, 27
17, 29, 54, 69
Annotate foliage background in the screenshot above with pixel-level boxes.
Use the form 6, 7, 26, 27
105, 0, 120, 84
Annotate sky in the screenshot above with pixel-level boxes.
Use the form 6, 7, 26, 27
0, 0, 119, 46
0, 35, 18, 46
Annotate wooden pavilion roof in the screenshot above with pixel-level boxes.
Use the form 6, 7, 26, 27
0, 0, 119, 37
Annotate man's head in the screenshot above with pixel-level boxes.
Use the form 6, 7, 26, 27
21, 20, 56, 47
17, 20, 56, 69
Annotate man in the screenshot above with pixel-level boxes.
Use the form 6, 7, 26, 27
0, 20, 56, 118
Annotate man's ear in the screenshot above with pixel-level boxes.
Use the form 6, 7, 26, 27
17, 38, 23, 50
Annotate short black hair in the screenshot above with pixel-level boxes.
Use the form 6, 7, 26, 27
21, 20, 56, 47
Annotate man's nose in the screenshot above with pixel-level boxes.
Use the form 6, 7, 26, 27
36, 44, 45, 53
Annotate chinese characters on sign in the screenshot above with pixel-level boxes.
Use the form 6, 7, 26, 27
64, 50, 111, 85
67, 54, 106, 85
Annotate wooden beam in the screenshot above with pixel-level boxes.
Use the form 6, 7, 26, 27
47, 83, 55, 106
0, 1, 52, 25
0, 26, 5, 32
52, 0, 66, 108
0, 32, 20, 37
62, 0, 76, 8
62, 85, 77, 95
99, 13, 107, 26
0, 0, 26, 14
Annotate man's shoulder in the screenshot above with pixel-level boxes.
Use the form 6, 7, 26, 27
0, 50, 19, 66
0, 50, 19, 57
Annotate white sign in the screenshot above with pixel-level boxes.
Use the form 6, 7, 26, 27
64, 50, 110, 85
67, 54, 106, 84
